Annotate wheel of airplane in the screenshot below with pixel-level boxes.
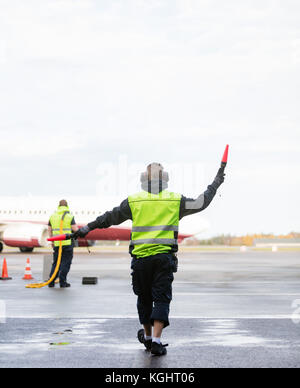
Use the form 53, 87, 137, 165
0, 242, 3, 253
19, 247, 34, 253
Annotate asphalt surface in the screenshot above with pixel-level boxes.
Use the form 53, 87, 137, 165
0, 250, 300, 368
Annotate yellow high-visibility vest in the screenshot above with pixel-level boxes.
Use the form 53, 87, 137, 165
128, 190, 181, 258
49, 206, 73, 247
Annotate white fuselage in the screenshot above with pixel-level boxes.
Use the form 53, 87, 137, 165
0, 196, 209, 249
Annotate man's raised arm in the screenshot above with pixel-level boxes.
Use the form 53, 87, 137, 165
180, 167, 225, 219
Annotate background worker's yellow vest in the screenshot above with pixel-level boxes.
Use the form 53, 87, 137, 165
128, 190, 182, 258
49, 206, 73, 247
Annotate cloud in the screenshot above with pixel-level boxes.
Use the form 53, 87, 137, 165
0, 0, 299, 234
0, 126, 87, 157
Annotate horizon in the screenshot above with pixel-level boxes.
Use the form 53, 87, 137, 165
0, 0, 299, 237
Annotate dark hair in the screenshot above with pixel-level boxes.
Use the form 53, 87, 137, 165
59, 199, 68, 207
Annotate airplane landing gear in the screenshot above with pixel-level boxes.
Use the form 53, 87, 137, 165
0, 242, 3, 253
19, 247, 34, 253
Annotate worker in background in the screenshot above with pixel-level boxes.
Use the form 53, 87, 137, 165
48, 200, 78, 288
74, 163, 225, 356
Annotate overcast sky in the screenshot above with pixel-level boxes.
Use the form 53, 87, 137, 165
0, 0, 299, 237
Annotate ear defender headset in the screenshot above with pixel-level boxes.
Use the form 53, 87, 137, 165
140, 163, 169, 183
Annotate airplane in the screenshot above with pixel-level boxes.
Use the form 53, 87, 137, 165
0, 196, 209, 253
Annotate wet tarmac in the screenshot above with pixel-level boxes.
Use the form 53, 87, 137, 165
0, 250, 300, 368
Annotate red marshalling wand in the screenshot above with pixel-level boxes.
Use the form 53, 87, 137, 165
220, 144, 229, 171
48, 234, 74, 242
222, 144, 229, 165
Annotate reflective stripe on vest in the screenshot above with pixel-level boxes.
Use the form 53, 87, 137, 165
131, 238, 177, 245
132, 225, 179, 233
128, 190, 181, 258
51, 229, 73, 233
49, 206, 73, 247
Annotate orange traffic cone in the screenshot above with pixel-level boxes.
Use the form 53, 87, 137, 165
0, 258, 12, 280
23, 258, 34, 280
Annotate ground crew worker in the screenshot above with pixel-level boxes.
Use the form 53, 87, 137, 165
48, 200, 78, 288
74, 163, 225, 356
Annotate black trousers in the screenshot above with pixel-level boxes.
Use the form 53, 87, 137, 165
131, 253, 176, 328
49, 245, 74, 285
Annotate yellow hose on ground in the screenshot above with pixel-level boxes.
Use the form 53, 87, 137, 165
26, 219, 64, 289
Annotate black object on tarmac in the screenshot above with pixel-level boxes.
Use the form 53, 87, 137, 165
82, 277, 98, 285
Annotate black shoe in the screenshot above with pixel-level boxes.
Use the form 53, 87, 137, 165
60, 283, 71, 288
151, 342, 168, 356
48, 283, 55, 288
137, 329, 152, 351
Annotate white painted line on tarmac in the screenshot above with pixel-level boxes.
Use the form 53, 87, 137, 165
171, 315, 294, 319
175, 281, 300, 284
174, 293, 300, 296
14, 292, 298, 297
5, 315, 294, 319
0, 300, 6, 323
